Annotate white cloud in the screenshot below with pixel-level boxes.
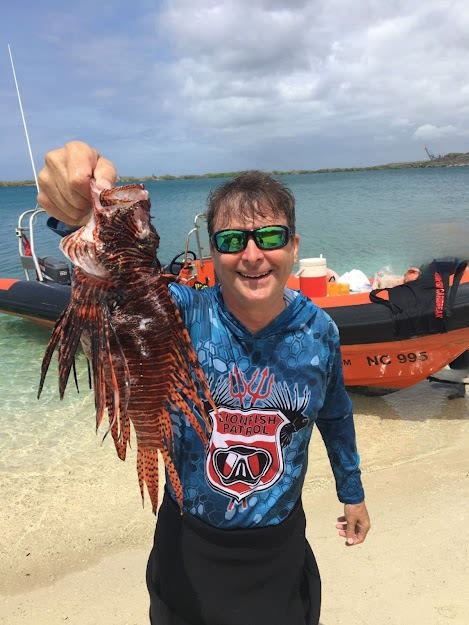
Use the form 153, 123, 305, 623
157, 1, 469, 136
2, 0, 469, 178
413, 124, 461, 140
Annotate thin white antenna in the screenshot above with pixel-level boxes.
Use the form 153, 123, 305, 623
8, 43, 40, 192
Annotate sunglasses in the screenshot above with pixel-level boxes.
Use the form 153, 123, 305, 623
211, 225, 291, 254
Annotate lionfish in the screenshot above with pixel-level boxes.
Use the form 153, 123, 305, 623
38, 182, 214, 513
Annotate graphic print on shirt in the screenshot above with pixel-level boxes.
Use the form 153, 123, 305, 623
206, 366, 310, 510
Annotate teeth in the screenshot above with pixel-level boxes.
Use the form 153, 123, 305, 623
239, 271, 270, 279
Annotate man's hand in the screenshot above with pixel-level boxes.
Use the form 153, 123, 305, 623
336, 501, 370, 546
37, 140, 117, 226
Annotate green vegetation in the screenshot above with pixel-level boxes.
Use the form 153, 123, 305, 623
2, 152, 469, 186
0, 179, 37, 187
115, 171, 241, 182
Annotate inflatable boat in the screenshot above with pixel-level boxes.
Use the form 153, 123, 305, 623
1, 209, 469, 395
0, 208, 73, 328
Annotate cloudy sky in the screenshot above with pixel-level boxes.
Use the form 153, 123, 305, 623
1, 0, 468, 180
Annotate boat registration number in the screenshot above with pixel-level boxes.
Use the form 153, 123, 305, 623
363, 351, 429, 366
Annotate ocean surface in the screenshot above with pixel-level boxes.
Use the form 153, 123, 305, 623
2, 167, 469, 279
1, 166, 469, 487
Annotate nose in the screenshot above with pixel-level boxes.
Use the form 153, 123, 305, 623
241, 237, 263, 261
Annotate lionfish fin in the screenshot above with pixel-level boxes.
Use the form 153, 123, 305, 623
38, 298, 89, 399
160, 448, 183, 512
72, 359, 79, 393
38, 310, 66, 399
136, 447, 160, 514
113, 417, 130, 460
94, 312, 131, 456
87, 305, 127, 439
173, 309, 216, 433
168, 388, 209, 446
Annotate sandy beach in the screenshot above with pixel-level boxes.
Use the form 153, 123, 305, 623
1, 378, 468, 625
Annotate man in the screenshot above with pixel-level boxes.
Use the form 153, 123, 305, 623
38, 141, 370, 625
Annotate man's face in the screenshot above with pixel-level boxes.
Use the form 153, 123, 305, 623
211, 207, 299, 320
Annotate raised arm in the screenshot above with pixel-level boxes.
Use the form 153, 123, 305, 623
37, 141, 117, 226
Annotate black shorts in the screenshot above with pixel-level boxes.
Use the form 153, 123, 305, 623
146, 491, 321, 625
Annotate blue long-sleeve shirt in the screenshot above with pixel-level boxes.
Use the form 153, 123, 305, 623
52, 216, 364, 527
168, 283, 364, 528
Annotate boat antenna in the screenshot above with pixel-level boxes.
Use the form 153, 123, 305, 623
8, 43, 40, 193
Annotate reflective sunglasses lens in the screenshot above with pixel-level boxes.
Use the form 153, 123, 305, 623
255, 226, 289, 249
213, 226, 290, 253
213, 230, 247, 253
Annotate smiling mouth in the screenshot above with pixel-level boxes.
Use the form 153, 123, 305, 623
238, 270, 272, 279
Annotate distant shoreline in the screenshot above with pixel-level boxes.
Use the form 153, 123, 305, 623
2, 152, 469, 187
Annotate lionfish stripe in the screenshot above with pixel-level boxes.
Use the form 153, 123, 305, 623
108, 320, 132, 440
137, 447, 160, 514
38, 299, 88, 399
57, 317, 88, 397
86, 299, 133, 461
160, 448, 183, 511
169, 389, 209, 445
90, 306, 113, 431
38, 309, 67, 399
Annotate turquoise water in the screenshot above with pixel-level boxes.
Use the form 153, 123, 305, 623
1, 166, 469, 469
2, 167, 469, 279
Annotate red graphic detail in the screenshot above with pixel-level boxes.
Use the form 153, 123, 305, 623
206, 406, 289, 503
229, 366, 274, 406
21, 235, 32, 257
434, 271, 445, 318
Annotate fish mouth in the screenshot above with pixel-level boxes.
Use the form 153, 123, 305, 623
237, 270, 272, 280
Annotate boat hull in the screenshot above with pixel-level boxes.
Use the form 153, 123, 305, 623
0, 278, 69, 328
2, 276, 469, 392
340, 328, 469, 390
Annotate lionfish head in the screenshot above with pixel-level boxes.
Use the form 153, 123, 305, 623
61, 181, 160, 279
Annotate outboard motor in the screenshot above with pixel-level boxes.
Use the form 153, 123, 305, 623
38, 256, 72, 285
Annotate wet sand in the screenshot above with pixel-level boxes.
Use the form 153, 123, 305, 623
1, 379, 468, 625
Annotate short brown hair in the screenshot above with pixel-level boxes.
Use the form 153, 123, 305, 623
206, 171, 296, 237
